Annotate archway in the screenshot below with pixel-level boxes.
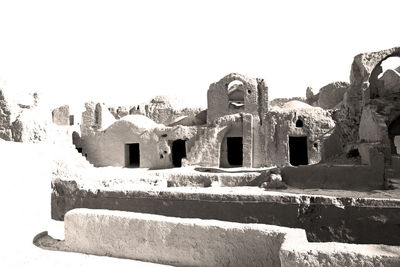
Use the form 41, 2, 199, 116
228, 80, 245, 110
369, 54, 400, 99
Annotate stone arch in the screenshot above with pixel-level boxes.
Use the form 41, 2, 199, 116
368, 53, 400, 99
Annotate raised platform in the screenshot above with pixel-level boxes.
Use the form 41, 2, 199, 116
38, 209, 400, 267
52, 176, 400, 245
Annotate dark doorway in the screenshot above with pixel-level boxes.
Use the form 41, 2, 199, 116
289, 136, 308, 166
126, 143, 140, 168
69, 115, 74, 125
389, 116, 400, 154
172, 139, 186, 167
227, 137, 243, 166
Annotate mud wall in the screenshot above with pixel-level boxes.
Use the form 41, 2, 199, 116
281, 162, 383, 189
52, 181, 400, 245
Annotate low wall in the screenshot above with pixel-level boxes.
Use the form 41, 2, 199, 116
52, 180, 400, 245
63, 209, 400, 267
281, 163, 383, 189
64, 209, 295, 267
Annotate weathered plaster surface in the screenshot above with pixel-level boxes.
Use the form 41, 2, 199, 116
57, 209, 400, 267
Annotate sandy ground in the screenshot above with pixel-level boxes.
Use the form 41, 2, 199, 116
0, 141, 169, 266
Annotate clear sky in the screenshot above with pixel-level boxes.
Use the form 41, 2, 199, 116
0, 0, 399, 109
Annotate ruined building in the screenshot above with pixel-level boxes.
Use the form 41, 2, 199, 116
47, 46, 400, 189
57, 73, 334, 170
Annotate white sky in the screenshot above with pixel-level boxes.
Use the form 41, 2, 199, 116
0, 0, 399, 109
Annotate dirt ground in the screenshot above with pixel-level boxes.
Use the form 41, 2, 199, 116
0, 141, 169, 266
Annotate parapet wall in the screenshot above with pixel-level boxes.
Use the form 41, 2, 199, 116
63, 209, 400, 267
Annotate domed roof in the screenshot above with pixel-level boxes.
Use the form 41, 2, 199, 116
282, 100, 312, 110
119, 114, 160, 129
103, 115, 162, 133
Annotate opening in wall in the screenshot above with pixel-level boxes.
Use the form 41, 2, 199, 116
227, 137, 243, 166
125, 143, 140, 168
172, 139, 186, 167
228, 80, 245, 109
289, 136, 308, 166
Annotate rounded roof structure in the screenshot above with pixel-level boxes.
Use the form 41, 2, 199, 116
282, 100, 313, 110
104, 114, 162, 133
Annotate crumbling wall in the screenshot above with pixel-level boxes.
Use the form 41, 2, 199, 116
80, 102, 96, 136
207, 73, 266, 124
95, 103, 115, 130
11, 107, 49, 143
317, 82, 349, 109
379, 68, 400, 96
120, 96, 203, 126
52, 105, 70, 125
305, 82, 349, 109
359, 106, 389, 144
339, 47, 400, 147
0, 88, 12, 140
80, 102, 115, 137
0, 89, 49, 142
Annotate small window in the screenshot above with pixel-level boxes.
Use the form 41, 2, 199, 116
296, 119, 303, 128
